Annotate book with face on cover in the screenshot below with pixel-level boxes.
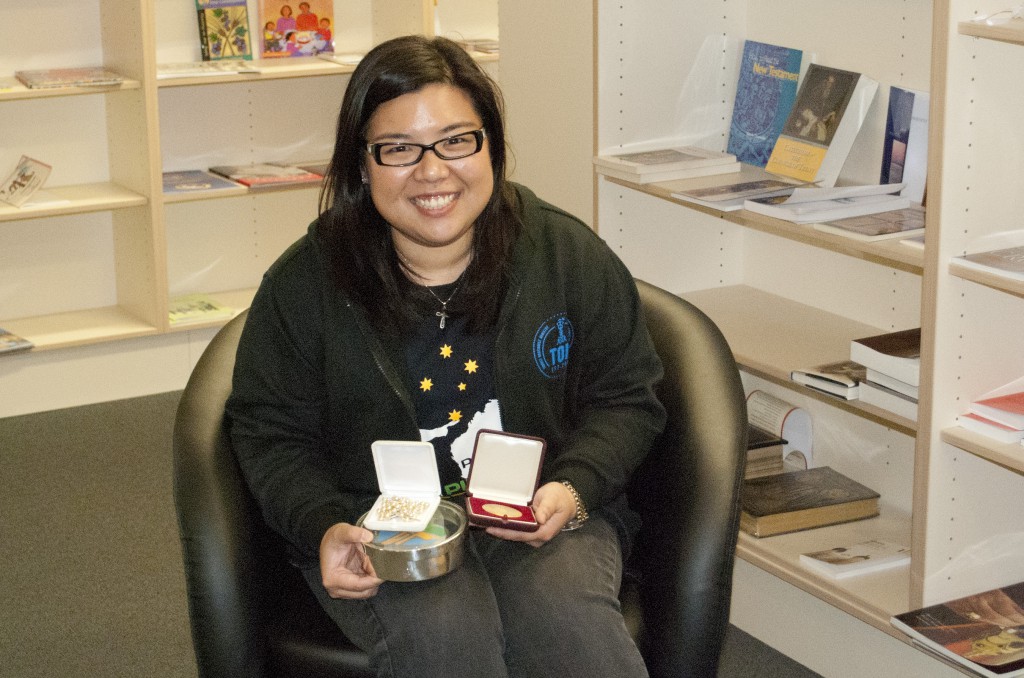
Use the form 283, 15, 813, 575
259, 0, 335, 58
765, 63, 879, 187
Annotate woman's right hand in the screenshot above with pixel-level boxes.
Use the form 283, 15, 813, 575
319, 523, 384, 599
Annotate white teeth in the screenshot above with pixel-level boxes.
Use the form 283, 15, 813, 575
414, 194, 455, 210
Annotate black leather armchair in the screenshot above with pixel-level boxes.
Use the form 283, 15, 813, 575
173, 278, 746, 678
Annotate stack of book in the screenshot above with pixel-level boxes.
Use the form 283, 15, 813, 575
849, 328, 921, 421
957, 375, 1024, 445
208, 162, 323, 191
746, 424, 786, 479
593, 146, 739, 184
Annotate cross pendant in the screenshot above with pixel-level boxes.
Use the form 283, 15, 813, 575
436, 308, 449, 330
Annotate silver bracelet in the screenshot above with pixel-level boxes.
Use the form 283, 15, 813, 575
560, 480, 589, 531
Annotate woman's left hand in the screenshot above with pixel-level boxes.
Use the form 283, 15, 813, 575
485, 480, 577, 547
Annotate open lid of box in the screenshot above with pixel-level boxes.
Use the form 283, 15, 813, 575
371, 440, 439, 497
467, 430, 546, 505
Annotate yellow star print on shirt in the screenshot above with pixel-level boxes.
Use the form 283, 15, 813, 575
448, 409, 462, 422
440, 344, 453, 359
420, 377, 433, 392
464, 359, 478, 374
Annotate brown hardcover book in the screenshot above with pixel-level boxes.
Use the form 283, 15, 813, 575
740, 466, 879, 537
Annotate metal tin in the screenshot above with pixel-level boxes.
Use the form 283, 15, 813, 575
357, 501, 467, 582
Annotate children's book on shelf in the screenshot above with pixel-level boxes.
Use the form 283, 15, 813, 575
743, 183, 909, 224
593, 146, 739, 184
956, 412, 1024, 445
850, 327, 921, 387
765, 63, 879, 187
0, 328, 33, 354
208, 163, 323, 191
195, 0, 253, 61
0, 156, 52, 208
790, 359, 866, 400
799, 539, 910, 580
891, 580, 1024, 677
156, 60, 260, 79
726, 40, 803, 167
14, 67, 125, 89
162, 170, 248, 200
969, 376, 1024, 430
169, 293, 234, 326
740, 466, 880, 538
259, 0, 335, 57
672, 176, 801, 212
858, 380, 918, 421
881, 86, 930, 205
813, 205, 926, 241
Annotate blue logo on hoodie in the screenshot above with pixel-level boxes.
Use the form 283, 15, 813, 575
532, 313, 573, 378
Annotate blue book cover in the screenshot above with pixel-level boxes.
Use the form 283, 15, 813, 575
727, 41, 803, 167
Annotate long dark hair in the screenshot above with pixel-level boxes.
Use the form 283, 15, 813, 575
318, 35, 521, 333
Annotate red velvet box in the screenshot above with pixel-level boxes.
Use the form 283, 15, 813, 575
465, 430, 546, 532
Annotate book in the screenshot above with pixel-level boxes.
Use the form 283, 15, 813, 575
156, 60, 260, 79
0, 156, 52, 208
168, 293, 234, 326
743, 183, 910, 224
162, 170, 248, 199
593, 146, 739, 184
850, 327, 921, 387
881, 86, 930, 205
746, 424, 786, 479
672, 176, 801, 211
208, 163, 323, 191
956, 412, 1024, 445
259, 0, 335, 58
195, 0, 253, 61
14, 67, 125, 89
866, 368, 919, 400
0, 328, 33, 354
859, 380, 919, 421
790, 359, 866, 400
814, 205, 926, 242
970, 376, 1024, 430
799, 539, 910, 580
746, 389, 814, 470
956, 244, 1024, 282
727, 40, 803, 167
740, 466, 880, 538
765, 63, 879, 187
891, 581, 1024, 677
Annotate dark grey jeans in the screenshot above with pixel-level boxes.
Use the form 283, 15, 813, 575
302, 515, 648, 678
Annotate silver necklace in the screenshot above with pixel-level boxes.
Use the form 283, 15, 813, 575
424, 275, 465, 329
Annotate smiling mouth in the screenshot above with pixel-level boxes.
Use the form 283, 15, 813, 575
412, 193, 457, 211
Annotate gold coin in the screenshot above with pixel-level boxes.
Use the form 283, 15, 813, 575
481, 503, 523, 519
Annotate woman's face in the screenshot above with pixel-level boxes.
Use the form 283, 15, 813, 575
363, 83, 494, 268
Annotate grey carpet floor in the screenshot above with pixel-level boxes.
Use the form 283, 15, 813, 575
0, 391, 820, 678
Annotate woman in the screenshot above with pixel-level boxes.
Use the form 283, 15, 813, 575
227, 35, 665, 678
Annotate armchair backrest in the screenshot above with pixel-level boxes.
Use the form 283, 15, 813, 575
629, 279, 747, 678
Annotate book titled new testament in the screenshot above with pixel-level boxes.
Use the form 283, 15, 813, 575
892, 580, 1024, 677
740, 466, 880, 538
766, 63, 879, 187
727, 40, 803, 167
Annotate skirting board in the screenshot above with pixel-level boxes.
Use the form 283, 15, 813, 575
730, 558, 963, 678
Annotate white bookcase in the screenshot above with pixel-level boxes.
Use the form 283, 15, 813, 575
594, 0, 1024, 675
0, 0, 498, 417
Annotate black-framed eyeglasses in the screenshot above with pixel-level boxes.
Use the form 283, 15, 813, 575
366, 129, 486, 167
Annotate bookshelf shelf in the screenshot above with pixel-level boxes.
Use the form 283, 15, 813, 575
605, 175, 925, 274
941, 427, 1024, 475
958, 18, 1024, 45
4, 306, 159, 351
948, 260, 1024, 299
0, 77, 142, 102
736, 510, 913, 638
0, 183, 148, 223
